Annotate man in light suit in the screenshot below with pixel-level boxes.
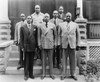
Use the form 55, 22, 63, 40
20, 16, 38, 80
14, 13, 26, 70
39, 13, 56, 80
31, 5, 44, 26
58, 6, 66, 21
31, 5, 44, 60
50, 10, 63, 69
59, 12, 79, 80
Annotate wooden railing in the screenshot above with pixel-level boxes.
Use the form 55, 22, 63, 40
87, 22, 100, 39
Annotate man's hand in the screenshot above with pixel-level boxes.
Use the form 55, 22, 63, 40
38, 45, 42, 50
14, 41, 18, 45
22, 48, 24, 52
76, 46, 80, 50
58, 45, 62, 49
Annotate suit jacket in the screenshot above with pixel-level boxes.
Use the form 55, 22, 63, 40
20, 24, 38, 52
58, 13, 66, 21
59, 21, 79, 49
14, 21, 25, 44
49, 18, 63, 46
39, 22, 56, 49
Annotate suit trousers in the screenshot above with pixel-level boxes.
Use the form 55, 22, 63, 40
24, 51, 34, 77
53, 46, 61, 67
62, 44, 76, 77
18, 44, 23, 66
42, 49, 53, 76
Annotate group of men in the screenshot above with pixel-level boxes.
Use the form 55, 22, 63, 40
14, 5, 79, 81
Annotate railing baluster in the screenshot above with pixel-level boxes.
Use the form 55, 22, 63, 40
87, 22, 100, 39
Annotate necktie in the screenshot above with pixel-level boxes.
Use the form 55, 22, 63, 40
67, 23, 70, 32
46, 22, 48, 28
29, 24, 31, 32
54, 19, 56, 25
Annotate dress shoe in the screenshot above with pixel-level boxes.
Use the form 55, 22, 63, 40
50, 76, 55, 80
24, 76, 28, 80
41, 76, 46, 80
17, 65, 23, 70
68, 76, 77, 81
60, 76, 66, 80
29, 76, 34, 79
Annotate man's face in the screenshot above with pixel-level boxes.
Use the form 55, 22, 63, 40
27, 16, 32, 24
44, 16, 49, 22
59, 7, 64, 13
53, 11, 58, 18
66, 14, 72, 22
35, 7, 40, 13
20, 14, 26, 21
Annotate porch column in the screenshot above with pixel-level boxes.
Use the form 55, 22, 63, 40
77, 0, 83, 18
0, 0, 11, 43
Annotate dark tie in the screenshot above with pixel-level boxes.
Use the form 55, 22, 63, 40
46, 22, 48, 28
54, 19, 56, 25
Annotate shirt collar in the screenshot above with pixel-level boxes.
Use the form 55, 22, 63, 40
34, 12, 42, 15
27, 23, 31, 27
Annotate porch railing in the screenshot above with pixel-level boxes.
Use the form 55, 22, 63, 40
87, 22, 100, 39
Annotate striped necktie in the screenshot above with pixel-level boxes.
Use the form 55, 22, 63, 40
67, 23, 70, 32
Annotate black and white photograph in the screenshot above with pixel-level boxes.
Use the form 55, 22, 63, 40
0, 0, 100, 82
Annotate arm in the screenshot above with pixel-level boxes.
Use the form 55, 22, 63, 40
35, 26, 38, 48
53, 25, 56, 47
20, 27, 24, 50
59, 25, 62, 47
14, 23, 18, 44
37, 26, 41, 47
76, 24, 79, 49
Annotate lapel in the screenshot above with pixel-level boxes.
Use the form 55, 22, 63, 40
23, 24, 30, 38
29, 24, 35, 37
64, 22, 68, 32
25, 24, 33, 37
43, 22, 51, 36
62, 22, 68, 36
67, 21, 73, 33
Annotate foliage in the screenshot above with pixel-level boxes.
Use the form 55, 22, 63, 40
85, 59, 100, 82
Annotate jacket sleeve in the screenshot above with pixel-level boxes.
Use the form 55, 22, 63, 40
14, 23, 18, 42
76, 24, 79, 46
53, 24, 56, 46
20, 27, 24, 49
35, 26, 38, 48
37, 25, 41, 47
58, 24, 62, 46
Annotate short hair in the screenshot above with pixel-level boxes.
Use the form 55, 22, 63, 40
35, 5, 40, 9
53, 10, 58, 14
66, 12, 72, 17
44, 13, 50, 18
27, 15, 32, 19
20, 13, 25, 17
59, 6, 64, 9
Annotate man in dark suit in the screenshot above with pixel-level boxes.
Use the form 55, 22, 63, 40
50, 10, 63, 69
20, 16, 38, 80
58, 6, 66, 21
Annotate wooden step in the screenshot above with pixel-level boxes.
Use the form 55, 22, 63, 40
8, 58, 19, 67
5, 66, 79, 76
11, 45, 18, 51
10, 51, 19, 58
